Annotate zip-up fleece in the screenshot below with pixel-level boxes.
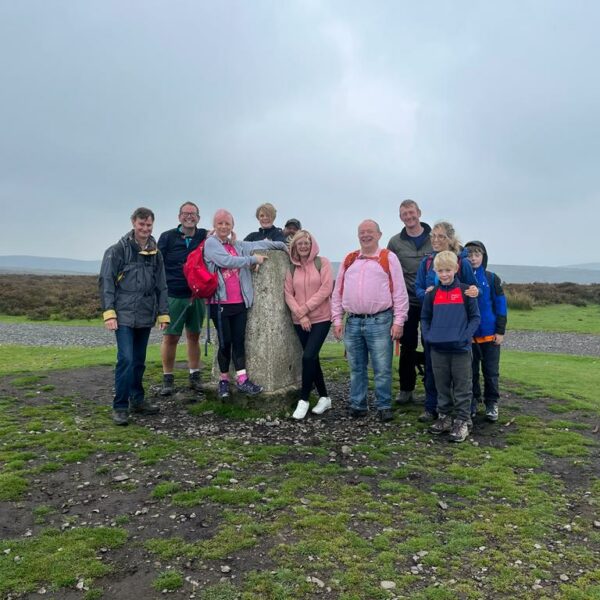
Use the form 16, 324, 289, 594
284, 236, 333, 325
421, 278, 480, 352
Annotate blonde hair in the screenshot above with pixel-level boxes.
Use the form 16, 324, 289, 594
433, 250, 458, 271
432, 221, 461, 254
255, 203, 277, 221
213, 209, 234, 227
289, 230, 312, 262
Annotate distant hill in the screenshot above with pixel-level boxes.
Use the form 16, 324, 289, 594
0, 255, 101, 275
1, 255, 599, 284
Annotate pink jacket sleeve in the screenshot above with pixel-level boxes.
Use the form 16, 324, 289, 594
331, 261, 347, 325
284, 271, 301, 317
388, 252, 409, 326
304, 258, 333, 314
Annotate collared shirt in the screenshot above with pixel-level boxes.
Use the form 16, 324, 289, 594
331, 248, 409, 326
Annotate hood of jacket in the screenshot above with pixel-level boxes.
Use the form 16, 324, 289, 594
464, 240, 488, 269
289, 234, 320, 266
121, 230, 159, 255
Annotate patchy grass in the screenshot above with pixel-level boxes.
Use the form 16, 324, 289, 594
509, 304, 600, 334
153, 570, 184, 591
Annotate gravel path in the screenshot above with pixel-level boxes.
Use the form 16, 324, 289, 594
0, 322, 598, 357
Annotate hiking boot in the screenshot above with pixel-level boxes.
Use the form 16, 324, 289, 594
130, 400, 160, 415
485, 403, 499, 422
429, 414, 453, 435
312, 396, 332, 415
112, 410, 129, 426
292, 400, 310, 420
448, 419, 470, 443
418, 410, 437, 423
378, 408, 394, 422
395, 390, 414, 405
218, 380, 230, 399
350, 407, 368, 419
236, 379, 263, 395
160, 374, 175, 396
189, 371, 204, 393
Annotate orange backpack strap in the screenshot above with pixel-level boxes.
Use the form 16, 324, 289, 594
379, 248, 393, 293
339, 251, 360, 296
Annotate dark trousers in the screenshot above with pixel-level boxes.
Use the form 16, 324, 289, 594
294, 321, 331, 401
472, 341, 501, 410
398, 303, 422, 392
114, 325, 151, 410
210, 304, 248, 374
423, 341, 438, 413
431, 348, 473, 422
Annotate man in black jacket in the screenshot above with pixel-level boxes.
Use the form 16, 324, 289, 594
99, 207, 170, 425
157, 202, 208, 397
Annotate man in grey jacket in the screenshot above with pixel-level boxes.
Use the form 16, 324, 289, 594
99, 207, 170, 425
387, 199, 433, 404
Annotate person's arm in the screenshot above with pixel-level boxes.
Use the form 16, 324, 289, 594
415, 258, 428, 303
98, 243, 123, 330
492, 273, 507, 340
461, 258, 480, 297
240, 239, 288, 253
464, 294, 481, 340
420, 292, 433, 342
303, 258, 334, 315
331, 261, 347, 339
284, 270, 302, 317
155, 251, 170, 329
204, 237, 258, 269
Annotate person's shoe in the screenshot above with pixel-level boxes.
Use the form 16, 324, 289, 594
189, 371, 204, 393
485, 403, 499, 422
395, 390, 414, 405
130, 400, 160, 415
378, 408, 394, 422
236, 379, 263, 395
470, 407, 478, 420
418, 410, 437, 423
312, 397, 332, 414
218, 380, 230, 399
350, 407, 368, 419
292, 400, 310, 420
112, 410, 129, 426
160, 374, 175, 396
448, 419, 470, 443
429, 414, 452, 435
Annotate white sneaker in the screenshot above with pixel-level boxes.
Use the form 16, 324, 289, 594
312, 397, 332, 415
292, 400, 310, 420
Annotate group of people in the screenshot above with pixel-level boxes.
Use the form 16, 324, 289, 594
99, 199, 507, 443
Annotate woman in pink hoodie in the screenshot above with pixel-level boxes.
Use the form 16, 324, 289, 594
284, 230, 334, 419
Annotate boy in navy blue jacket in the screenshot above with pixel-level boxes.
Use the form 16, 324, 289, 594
465, 241, 508, 422
421, 251, 480, 442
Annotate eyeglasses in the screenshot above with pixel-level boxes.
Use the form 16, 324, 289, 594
430, 234, 448, 241
180, 212, 199, 218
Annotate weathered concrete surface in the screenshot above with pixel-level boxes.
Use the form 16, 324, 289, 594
212, 249, 302, 394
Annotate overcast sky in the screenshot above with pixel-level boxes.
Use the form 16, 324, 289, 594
1, 0, 598, 266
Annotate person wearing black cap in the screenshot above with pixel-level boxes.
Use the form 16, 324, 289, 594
283, 218, 302, 245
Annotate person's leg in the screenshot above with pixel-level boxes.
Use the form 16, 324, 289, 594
185, 298, 205, 371
114, 325, 135, 411
296, 321, 331, 400
210, 306, 233, 374
430, 349, 453, 417
471, 342, 482, 415
293, 325, 312, 400
308, 321, 331, 398
399, 304, 420, 392
229, 309, 248, 372
161, 335, 180, 373
423, 341, 438, 413
481, 342, 501, 407
129, 327, 152, 406
344, 317, 369, 412
365, 311, 393, 411
451, 351, 474, 424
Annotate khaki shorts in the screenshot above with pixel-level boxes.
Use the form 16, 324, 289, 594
164, 297, 205, 336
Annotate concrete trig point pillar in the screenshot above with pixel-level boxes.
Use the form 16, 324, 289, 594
213, 249, 303, 395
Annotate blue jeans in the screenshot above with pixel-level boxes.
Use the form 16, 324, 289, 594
114, 326, 151, 410
344, 310, 393, 411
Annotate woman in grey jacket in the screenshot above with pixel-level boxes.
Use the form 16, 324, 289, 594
204, 209, 287, 399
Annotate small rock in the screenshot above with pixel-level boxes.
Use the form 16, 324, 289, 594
307, 576, 325, 588
593, 521, 600, 528
220, 565, 231, 573
438, 500, 448, 510
380, 580, 396, 590
341, 445, 352, 455
113, 475, 129, 482
560, 574, 569, 582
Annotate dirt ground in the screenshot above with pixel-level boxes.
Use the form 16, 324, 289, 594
1, 366, 600, 600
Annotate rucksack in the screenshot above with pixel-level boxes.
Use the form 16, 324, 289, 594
183, 240, 218, 299
339, 249, 393, 295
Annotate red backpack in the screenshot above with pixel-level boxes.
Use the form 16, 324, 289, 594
183, 240, 219, 299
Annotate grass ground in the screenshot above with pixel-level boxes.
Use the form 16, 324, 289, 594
509, 304, 600, 334
0, 329, 599, 598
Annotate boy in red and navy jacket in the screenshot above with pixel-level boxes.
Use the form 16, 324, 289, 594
421, 251, 480, 442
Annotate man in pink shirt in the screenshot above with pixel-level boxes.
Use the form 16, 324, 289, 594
332, 220, 409, 421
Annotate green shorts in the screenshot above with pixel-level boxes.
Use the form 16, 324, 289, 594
164, 297, 205, 336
